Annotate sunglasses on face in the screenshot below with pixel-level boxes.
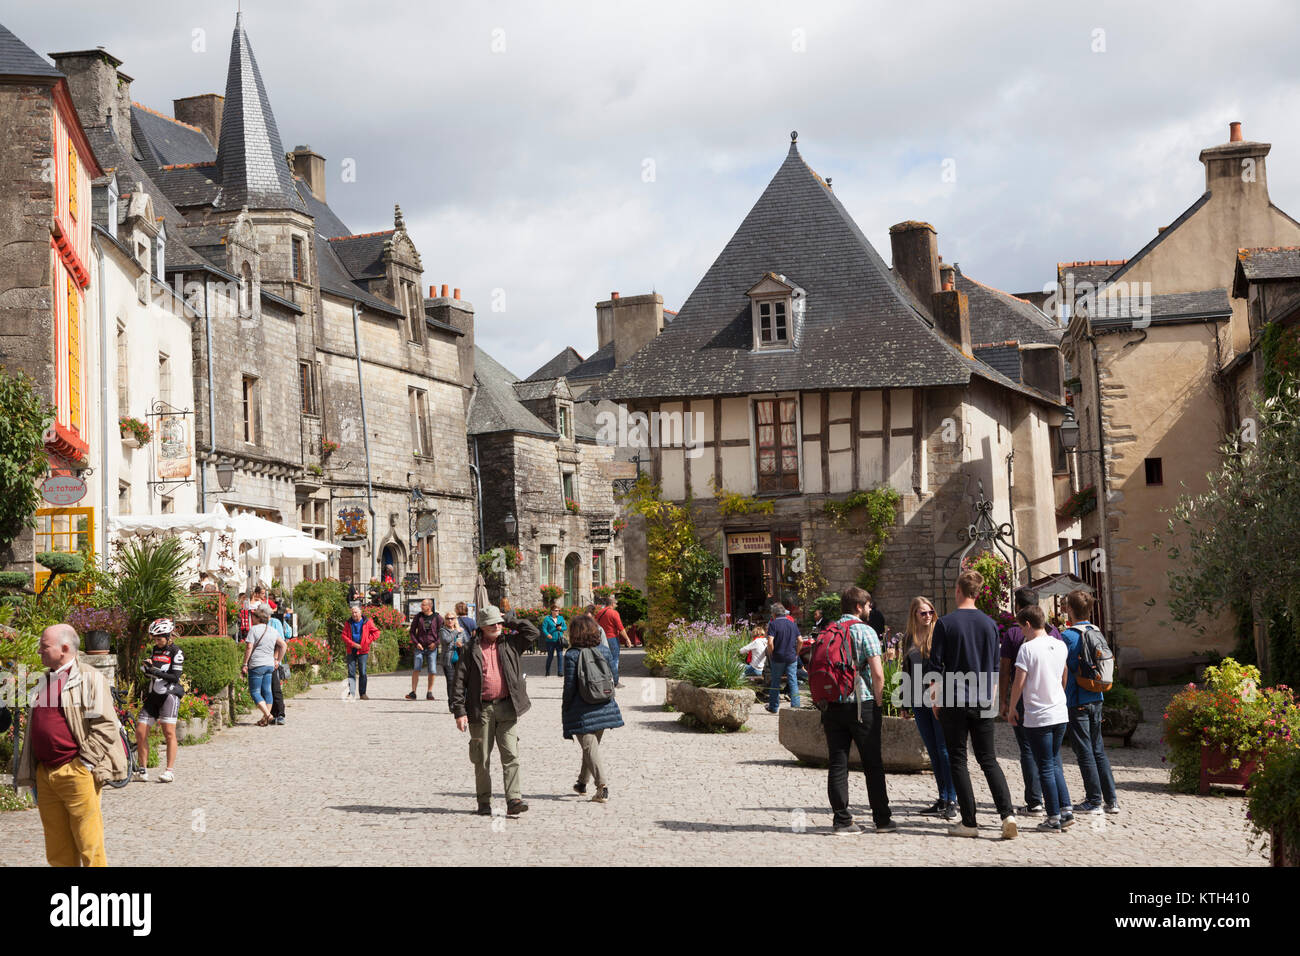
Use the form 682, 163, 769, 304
917, 610, 935, 618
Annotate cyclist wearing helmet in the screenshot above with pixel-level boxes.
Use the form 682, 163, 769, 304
136, 618, 184, 782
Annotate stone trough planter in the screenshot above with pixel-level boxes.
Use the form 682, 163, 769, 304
778, 707, 931, 772
179, 717, 208, 742
664, 679, 753, 731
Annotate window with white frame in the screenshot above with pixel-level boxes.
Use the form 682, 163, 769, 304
754, 396, 799, 492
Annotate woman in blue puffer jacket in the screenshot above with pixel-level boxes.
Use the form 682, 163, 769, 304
562, 614, 623, 803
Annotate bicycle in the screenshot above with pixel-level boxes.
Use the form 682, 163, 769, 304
108, 687, 139, 790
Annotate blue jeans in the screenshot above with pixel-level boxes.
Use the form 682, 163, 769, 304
1012, 720, 1044, 807
911, 705, 957, 803
347, 651, 369, 698
247, 665, 273, 705
1025, 722, 1072, 817
769, 660, 799, 710
545, 642, 564, 676
412, 648, 437, 673
743, 664, 762, 677
1067, 700, 1117, 806
606, 636, 621, 684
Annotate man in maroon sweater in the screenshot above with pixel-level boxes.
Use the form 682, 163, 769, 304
15, 625, 126, 866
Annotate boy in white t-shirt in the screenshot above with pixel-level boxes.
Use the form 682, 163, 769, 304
1007, 605, 1075, 832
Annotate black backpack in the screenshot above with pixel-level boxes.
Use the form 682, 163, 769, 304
576, 647, 615, 704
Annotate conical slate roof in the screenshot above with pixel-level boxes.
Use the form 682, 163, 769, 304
0, 23, 63, 79
587, 137, 979, 401
214, 13, 305, 212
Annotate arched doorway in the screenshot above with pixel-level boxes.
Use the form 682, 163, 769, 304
564, 552, 581, 607
380, 541, 403, 583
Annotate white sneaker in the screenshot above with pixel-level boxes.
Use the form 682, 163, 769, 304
158, 769, 174, 783
1001, 815, 1018, 840
134, 767, 148, 782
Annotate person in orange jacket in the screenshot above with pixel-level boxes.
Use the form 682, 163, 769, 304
341, 604, 381, 700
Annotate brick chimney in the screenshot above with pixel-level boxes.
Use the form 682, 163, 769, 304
48, 48, 133, 148
931, 286, 972, 356
174, 94, 224, 150
287, 145, 326, 201
890, 221, 940, 309
595, 292, 663, 368
1199, 121, 1270, 199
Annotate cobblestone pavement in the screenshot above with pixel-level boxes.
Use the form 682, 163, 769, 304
0, 652, 1265, 866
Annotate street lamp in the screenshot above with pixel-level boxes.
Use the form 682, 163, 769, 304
215, 458, 235, 492
1059, 417, 1104, 455
503, 512, 517, 539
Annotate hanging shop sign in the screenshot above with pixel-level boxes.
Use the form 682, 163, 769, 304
335, 506, 369, 540
155, 413, 192, 480
41, 475, 87, 506
726, 531, 771, 555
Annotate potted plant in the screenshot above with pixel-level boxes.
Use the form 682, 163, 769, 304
1246, 743, 1300, 867
564, 497, 580, 514
1102, 682, 1144, 746
66, 606, 128, 656
659, 620, 754, 731
320, 438, 339, 456
177, 693, 210, 741
1162, 657, 1300, 794
119, 415, 152, 448
540, 584, 563, 606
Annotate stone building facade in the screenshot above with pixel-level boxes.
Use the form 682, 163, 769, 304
21, 15, 480, 609
471, 348, 624, 610
1055, 122, 1300, 676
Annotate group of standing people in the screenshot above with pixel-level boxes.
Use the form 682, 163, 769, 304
835, 574, 1119, 837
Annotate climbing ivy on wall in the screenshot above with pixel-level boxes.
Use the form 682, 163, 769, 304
823, 487, 901, 592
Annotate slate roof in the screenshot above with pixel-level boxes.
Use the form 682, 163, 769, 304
0, 23, 62, 78
153, 164, 221, 208
1056, 260, 1128, 290
567, 341, 615, 380
1090, 289, 1232, 330
81, 123, 210, 272
1236, 247, 1300, 282
513, 379, 562, 402
213, 13, 306, 213
972, 344, 1021, 381
130, 103, 216, 168
469, 348, 556, 437
328, 231, 392, 281
588, 139, 1044, 403
527, 346, 585, 382
957, 267, 1062, 347
295, 178, 351, 238
315, 237, 403, 316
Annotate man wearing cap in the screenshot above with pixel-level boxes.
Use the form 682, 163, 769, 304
450, 605, 540, 818
16, 624, 127, 866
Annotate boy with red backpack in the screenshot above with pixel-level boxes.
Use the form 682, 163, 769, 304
808, 587, 896, 835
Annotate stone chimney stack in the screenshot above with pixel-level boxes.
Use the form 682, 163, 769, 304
47, 48, 132, 148
1199, 121, 1270, 199
174, 94, 224, 150
288, 145, 326, 201
595, 292, 664, 369
428, 285, 475, 393
931, 286, 972, 356
889, 221, 940, 309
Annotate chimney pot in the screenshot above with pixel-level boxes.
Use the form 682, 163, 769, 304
1230, 121, 1243, 142
611, 292, 620, 301
441, 284, 449, 297
453, 288, 460, 300
889, 221, 940, 309
429, 285, 435, 297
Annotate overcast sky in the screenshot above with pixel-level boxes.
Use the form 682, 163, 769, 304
10, 1, 1300, 376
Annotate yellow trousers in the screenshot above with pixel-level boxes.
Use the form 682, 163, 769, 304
36, 761, 107, 867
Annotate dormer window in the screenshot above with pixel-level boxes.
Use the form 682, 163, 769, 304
557, 403, 573, 440
747, 273, 803, 351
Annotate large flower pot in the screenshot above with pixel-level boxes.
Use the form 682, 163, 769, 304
85, 630, 112, 655
778, 707, 931, 772
664, 679, 752, 731
1198, 745, 1260, 794
1102, 700, 1142, 746
179, 717, 208, 741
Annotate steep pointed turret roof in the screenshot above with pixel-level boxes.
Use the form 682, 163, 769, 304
586, 135, 983, 401
213, 13, 305, 213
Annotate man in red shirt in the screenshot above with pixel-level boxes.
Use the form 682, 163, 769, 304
594, 595, 628, 689
450, 605, 539, 818
15, 624, 127, 866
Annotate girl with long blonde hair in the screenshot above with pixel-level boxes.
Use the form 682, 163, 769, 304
902, 596, 957, 817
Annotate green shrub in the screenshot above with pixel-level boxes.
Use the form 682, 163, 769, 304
282, 669, 311, 698
176, 637, 242, 697
1247, 744, 1300, 858
1105, 682, 1142, 715
615, 582, 647, 627
667, 635, 747, 689
319, 659, 347, 682
369, 629, 401, 673
293, 578, 349, 659
809, 592, 842, 626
